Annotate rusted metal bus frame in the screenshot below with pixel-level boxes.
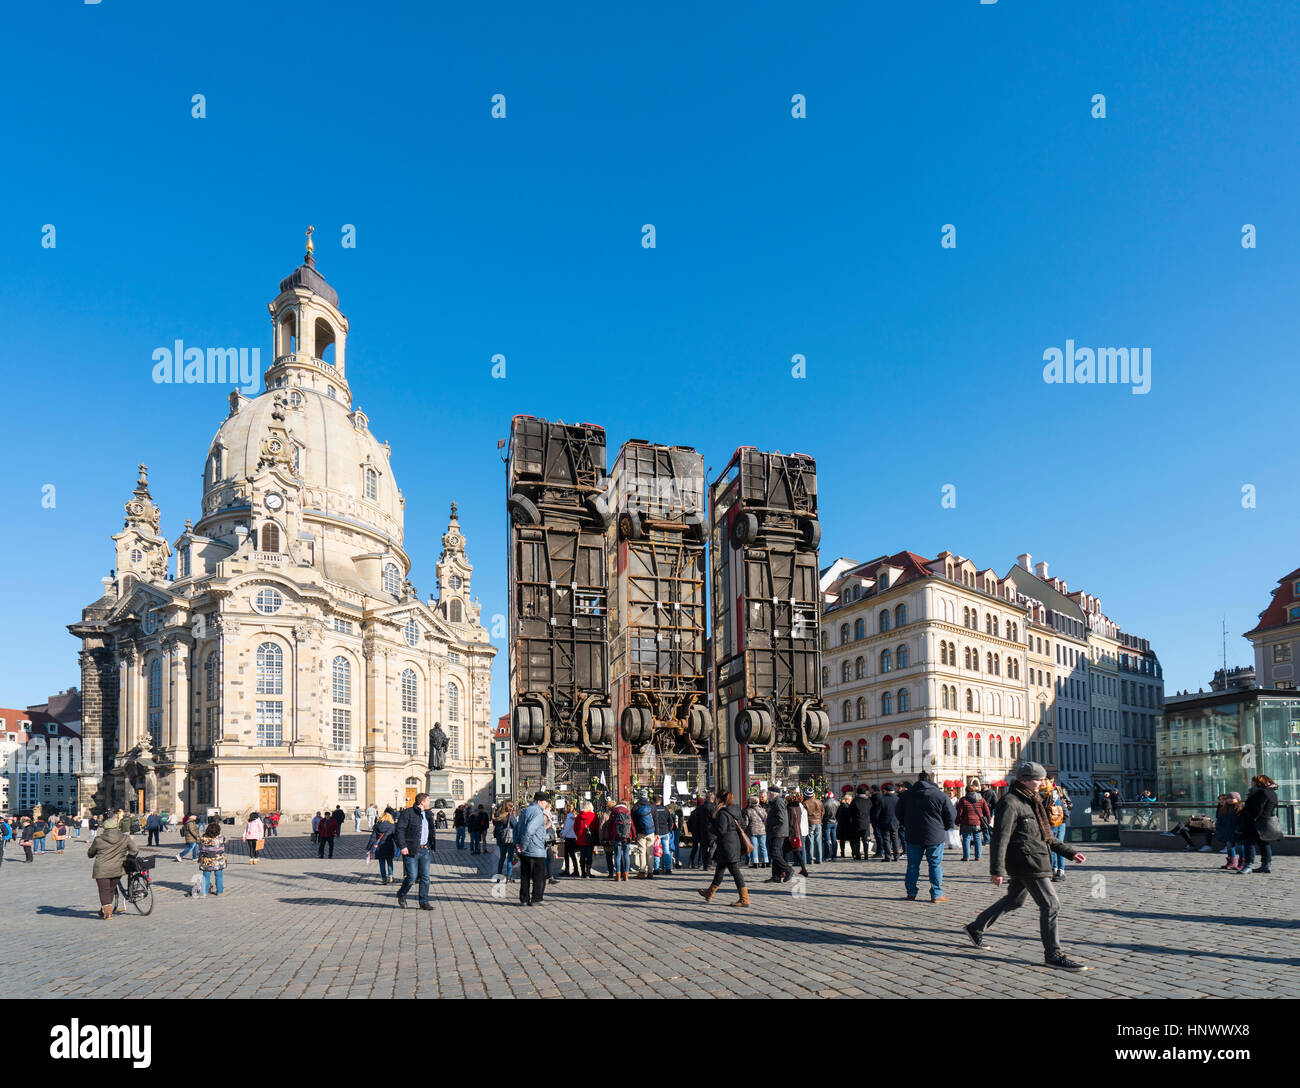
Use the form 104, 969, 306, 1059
710, 447, 830, 798
507, 416, 616, 805
608, 440, 713, 805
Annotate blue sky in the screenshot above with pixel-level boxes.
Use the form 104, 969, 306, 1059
0, 0, 1294, 714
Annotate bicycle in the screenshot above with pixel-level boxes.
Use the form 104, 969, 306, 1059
114, 855, 156, 916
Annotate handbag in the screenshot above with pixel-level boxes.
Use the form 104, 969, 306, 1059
730, 813, 753, 856
1256, 815, 1283, 843
255, 838, 265, 851
944, 828, 961, 849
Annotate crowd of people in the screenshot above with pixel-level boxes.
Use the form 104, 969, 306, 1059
2, 766, 1282, 957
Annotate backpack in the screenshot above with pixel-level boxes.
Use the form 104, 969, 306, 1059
613, 808, 632, 840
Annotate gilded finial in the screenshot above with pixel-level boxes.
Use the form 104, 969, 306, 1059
305, 224, 314, 255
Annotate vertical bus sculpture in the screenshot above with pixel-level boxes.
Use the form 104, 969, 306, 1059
608, 440, 713, 804
507, 416, 617, 801
710, 448, 830, 796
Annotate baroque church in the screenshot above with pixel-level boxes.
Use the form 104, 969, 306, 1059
70, 235, 496, 818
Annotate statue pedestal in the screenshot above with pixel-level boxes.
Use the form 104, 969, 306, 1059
426, 769, 451, 803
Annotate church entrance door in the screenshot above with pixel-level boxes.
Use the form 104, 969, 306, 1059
258, 773, 280, 814
405, 786, 418, 807
135, 787, 145, 814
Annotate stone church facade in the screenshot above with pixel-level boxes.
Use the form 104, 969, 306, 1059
70, 239, 496, 819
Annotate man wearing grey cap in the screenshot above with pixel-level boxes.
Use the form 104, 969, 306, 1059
963, 761, 1089, 971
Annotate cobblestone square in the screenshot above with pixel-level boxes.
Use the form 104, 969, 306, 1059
2, 826, 1295, 1000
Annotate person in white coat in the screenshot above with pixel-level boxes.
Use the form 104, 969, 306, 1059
242, 812, 265, 864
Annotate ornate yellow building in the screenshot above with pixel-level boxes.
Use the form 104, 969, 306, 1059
70, 240, 496, 818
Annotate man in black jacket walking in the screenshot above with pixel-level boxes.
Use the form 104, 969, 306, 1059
394, 793, 438, 910
964, 762, 1088, 970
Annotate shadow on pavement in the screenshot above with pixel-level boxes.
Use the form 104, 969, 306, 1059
1078, 938, 1300, 968
276, 896, 402, 908
1089, 908, 1298, 930
35, 904, 102, 919
644, 915, 1003, 961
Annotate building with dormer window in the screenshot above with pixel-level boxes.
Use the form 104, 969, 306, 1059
69, 237, 496, 818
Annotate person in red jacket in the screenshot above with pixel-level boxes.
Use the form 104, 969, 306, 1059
955, 785, 992, 862
317, 813, 339, 858
571, 801, 598, 878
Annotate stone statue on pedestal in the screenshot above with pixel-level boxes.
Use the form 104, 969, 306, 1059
429, 722, 449, 770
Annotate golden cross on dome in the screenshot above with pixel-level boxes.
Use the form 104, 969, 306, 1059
305, 224, 315, 254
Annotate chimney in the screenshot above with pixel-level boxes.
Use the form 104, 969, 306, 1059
1034, 561, 1049, 580
1017, 553, 1032, 571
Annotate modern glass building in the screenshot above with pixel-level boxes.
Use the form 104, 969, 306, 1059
1158, 686, 1300, 805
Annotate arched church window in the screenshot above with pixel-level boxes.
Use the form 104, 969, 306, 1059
256, 643, 283, 694
401, 668, 418, 756
364, 467, 377, 501
337, 775, 357, 800
260, 523, 280, 552
404, 618, 419, 647
332, 656, 351, 704
447, 682, 459, 722
449, 599, 463, 623
383, 563, 401, 596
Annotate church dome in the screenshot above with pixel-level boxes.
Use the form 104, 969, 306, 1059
202, 385, 404, 548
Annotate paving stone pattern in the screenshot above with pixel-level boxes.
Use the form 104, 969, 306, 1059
2, 826, 1295, 999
